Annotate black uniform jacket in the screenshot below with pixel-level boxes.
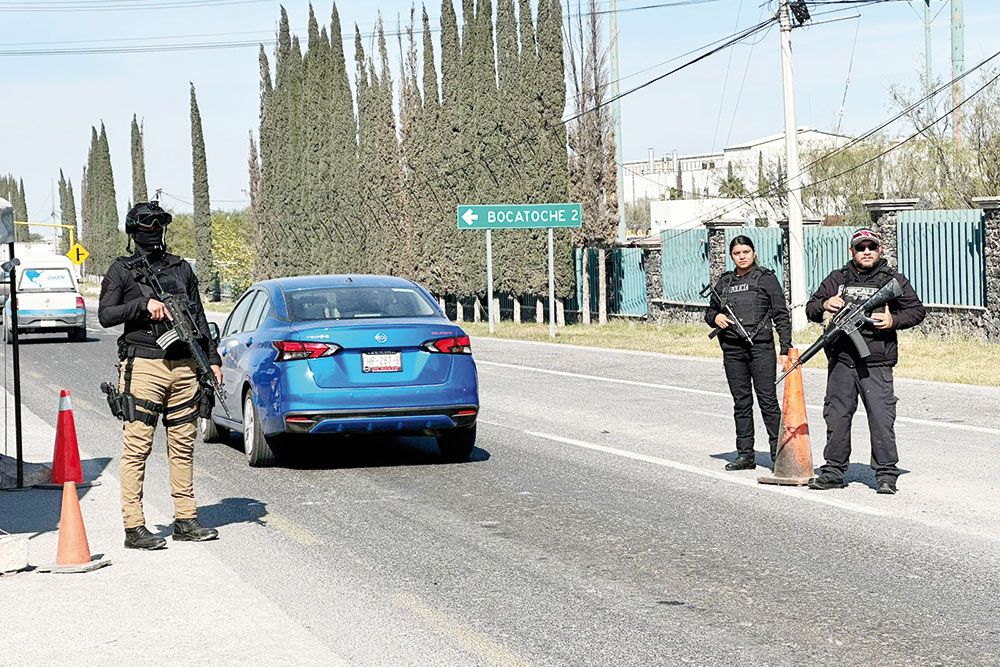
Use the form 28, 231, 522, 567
704, 266, 793, 355
98, 251, 222, 367
805, 258, 925, 367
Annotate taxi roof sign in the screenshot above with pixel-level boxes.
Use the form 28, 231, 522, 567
67, 243, 90, 266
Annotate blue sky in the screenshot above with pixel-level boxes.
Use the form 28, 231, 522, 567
2, 0, 997, 231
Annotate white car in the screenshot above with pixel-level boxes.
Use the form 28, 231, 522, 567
4, 256, 86, 342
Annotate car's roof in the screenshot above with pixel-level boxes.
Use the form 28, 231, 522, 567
259, 274, 419, 292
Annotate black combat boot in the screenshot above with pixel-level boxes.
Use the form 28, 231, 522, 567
876, 480, 897, 495
173, 518, 219, 542
725, 455, 756, 471
807, 474, 846, 490
124, 525, 167, 550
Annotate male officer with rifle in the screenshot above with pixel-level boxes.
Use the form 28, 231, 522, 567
98, 201, 222, 550
802, 228, 925, 495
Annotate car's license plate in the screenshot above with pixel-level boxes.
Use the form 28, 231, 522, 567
37, 320, 59, 327
362, 351, 402, 373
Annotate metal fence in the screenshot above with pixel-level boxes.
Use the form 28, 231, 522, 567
897, 209, 986, 308
660, 228, 709, 304
724, 227, 784, 284
804, 226, 856, 296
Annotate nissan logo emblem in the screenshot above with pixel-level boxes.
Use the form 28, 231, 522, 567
374, 332, 388, 344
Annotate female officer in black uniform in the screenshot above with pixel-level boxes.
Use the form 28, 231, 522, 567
705, 235, 792, 471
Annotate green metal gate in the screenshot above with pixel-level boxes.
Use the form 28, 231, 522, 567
897, 210, 986, 308
660, 229, 709, 303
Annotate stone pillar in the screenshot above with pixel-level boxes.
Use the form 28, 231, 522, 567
473, 297, 481, 323
862, 199, 919, 265
971, 197, 1000, 341
643, 247, 663, 302
536, 297, 544, 323
704, 220, 745, 284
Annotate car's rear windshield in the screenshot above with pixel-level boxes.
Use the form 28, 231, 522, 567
19, 268, 75, 292
286, 286, 437, 321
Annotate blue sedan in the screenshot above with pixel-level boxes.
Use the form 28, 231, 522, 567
198, 275, 479, 466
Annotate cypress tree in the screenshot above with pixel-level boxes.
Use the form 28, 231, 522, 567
248, 131, 263, 280
131, 115, 148, 203
256, 44, 278, 279
190, 83, 214, 296
58, 169, 77, 254
537, 0, 572, 299
326, 3, 360, 275
86, 123, 121, 275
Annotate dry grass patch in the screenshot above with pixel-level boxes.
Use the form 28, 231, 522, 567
462, 320, 1000, 387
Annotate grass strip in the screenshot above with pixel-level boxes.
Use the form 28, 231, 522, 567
461, 320, 1000, 387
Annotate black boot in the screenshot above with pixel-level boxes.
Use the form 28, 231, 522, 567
725, 455, 756, 471
173, 518, 219, 542
124, 525, 167, 550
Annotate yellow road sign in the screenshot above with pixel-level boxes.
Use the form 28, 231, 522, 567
67, 243, 90, 265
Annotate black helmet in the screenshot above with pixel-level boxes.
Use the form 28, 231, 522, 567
125, 200, 172, 234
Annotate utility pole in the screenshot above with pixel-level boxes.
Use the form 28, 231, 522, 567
609, 0, 627, 242
778, 2, 807, 331
951, 0, 964, 148
924, 0, 933, 121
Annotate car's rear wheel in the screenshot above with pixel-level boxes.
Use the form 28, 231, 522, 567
243, 390, 278, 467
436, 424, 476, 462
198, 416, 230, 444
68, 327, 86, 342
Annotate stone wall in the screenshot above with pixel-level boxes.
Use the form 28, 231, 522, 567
641, 199, 1000, 344
866, 199, 999, 342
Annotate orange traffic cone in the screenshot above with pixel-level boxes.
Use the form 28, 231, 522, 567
38, 481, 111, 574
51, 390, 83, 484
758, 348, 815, 486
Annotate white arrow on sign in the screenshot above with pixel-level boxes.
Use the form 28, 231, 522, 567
461, 208, 479, 226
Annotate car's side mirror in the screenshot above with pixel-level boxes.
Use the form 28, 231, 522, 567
208, 321, 221, 345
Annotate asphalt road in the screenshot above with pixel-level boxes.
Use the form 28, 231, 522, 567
5, 305, 1000, 666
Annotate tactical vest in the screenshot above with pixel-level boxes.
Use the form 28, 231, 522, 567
841, 263, 895, 310
720, 267, 772, 337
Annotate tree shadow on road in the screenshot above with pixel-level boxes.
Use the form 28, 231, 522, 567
0, 456, 111, 537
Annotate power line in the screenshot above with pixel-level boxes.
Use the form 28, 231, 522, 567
562, 15, 778, 124
665, 45, 1000, 231
0, 0, 273, 12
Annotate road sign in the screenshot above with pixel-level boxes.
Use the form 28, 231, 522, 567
67, 243, 89, 265
457, 203, 582, 230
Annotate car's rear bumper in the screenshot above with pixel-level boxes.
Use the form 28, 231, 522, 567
282, 405, 479, 435
14, 311, 85, 332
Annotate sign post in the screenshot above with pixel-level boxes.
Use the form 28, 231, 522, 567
0, 200, 23, 488
458, 203, 582, 339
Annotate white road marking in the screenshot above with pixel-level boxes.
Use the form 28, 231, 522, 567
480, 420, 886, 517
478, 360, 1000, 436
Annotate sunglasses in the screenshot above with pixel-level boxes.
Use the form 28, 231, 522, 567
853, 243, 879, 252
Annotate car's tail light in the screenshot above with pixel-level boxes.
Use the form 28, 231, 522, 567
423, 335, 472, 354
272, 340, 341, 362
76, 297, 85, 309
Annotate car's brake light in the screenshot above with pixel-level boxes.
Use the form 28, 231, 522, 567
76, 297, 85, 309
272, 340, 341, 361
422, 335, 472, 354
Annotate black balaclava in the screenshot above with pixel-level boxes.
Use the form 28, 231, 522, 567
132, 228, 166, 259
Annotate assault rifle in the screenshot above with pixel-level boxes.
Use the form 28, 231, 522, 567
699, 282, 754, 345
122, 253, 231, 418
775, 277, 903, 385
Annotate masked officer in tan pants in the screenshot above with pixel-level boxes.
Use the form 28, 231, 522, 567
98, 201, 222, 550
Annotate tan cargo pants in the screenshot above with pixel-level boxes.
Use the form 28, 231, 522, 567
119, 357, 201, 529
